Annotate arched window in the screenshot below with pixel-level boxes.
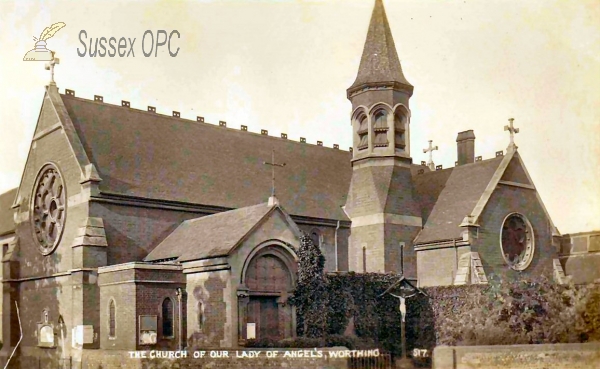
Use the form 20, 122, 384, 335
394, 111, 406, 150
162, 298, 174, 337
109, 299, 116, 338
310, 229, 321, 247
357, 113, 368, 150
372, 110, 389, 147
198, 302, 204, 331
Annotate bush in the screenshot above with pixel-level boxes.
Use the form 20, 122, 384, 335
291, 271, 600, 354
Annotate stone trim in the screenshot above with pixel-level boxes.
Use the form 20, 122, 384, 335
32, 122, 62, 141
498, 180, 536, 190
98, 262, 182, 274
98, 280, 184, 287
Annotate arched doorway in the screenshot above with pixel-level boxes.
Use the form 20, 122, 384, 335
238, 243, 296, 343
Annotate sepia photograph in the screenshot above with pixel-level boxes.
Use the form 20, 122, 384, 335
0, 0, 598, 368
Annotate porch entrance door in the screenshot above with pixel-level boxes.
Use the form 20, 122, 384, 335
247, 296, 280, 341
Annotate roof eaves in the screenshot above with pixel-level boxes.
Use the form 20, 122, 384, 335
466, 150, 515, 225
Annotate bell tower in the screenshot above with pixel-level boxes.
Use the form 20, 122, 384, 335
345, 0, 422, 276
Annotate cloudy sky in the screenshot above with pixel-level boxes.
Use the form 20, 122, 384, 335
0, 0, 598, 234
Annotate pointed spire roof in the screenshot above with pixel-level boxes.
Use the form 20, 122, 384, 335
349, 0, 412, 92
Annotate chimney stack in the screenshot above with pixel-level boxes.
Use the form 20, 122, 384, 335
456, 130, 476, 165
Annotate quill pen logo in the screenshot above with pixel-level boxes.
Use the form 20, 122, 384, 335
23, 22, 66, 61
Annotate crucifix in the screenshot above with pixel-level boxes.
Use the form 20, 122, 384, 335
45, 51, 60, 85
423, 140, 438, 171
263, 149, 286, 203
379, 277, 427, 363
504, 118, 519, 151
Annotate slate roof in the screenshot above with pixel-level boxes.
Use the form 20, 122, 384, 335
144, 203, 272, 262
0, 188, 17, 237
62, 95, 352, 221
413, 157, 504, 244
349, 0, 412, 91
58, 94, 504, 245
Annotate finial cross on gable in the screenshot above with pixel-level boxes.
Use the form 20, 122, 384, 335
45, 51, 60, 85
263, 150, 286, 199
504, 118, 520, 151
423, 140, 439, 171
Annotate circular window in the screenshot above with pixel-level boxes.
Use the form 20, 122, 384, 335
31, 163, 66, 255
500, 213, 534, 270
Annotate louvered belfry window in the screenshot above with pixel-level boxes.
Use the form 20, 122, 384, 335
394, 111, 406, 150
373, 110, 389, 147
357, 114, 369, 150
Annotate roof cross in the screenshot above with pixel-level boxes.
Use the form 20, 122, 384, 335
423, 140, 439, 171
504, 118, 519, 151
45, 52, 60, 85
263, 149, 286, 203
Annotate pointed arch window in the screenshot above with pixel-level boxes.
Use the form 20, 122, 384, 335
109, 299, 116, 338
357, 113, 369, 150
394, 111, 407, 150
162, 298, 174, 338
198, 302, 204, 331
373, 110, 389, 147
310, 229, 321, 248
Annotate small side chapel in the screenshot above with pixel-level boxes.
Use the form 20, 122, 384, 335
0, 0, 571, 367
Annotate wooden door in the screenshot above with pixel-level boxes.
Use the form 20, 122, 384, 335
247, 296, 280, 340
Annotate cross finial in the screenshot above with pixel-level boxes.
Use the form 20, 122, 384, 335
504, 118, 519, 152
423, 140, 439, 171
45, 51, 60, 85
263, 149, 286, 205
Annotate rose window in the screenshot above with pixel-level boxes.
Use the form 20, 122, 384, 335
31, 164, 66, 255
500, 213, 534, 271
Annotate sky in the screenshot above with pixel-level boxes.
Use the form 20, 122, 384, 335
0, 0, 598, 234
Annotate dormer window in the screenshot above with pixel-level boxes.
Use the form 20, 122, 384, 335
373, 110, 389, 147
357, 114, 368, 150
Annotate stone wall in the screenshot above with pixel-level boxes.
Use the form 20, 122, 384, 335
433, 342, 600, 369
560, 230, 600, 284
78, 348, 348, 369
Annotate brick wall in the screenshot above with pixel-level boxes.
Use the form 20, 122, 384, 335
433, 342, 600, 369
296, 223, 349, 272
98, 265, 185, 351
417, 246, 471, 287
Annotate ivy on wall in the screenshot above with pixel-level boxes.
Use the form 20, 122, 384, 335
291, 268, 600, 356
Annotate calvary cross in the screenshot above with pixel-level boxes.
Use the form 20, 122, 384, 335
423, 140, 438, 171
45, 51, 60, 85
263, 149, 286, 199
504, 118, 520, 151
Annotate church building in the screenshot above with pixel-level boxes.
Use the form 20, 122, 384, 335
0, 0, 580, 367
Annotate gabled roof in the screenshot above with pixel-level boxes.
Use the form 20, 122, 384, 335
0, 188, 17, 237
414, 156, 504, 244
144, 202, 298, 262
61, 94, 352, 221
349, 0, 412, 91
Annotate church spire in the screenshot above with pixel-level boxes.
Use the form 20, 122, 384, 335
348, 0, 412, 96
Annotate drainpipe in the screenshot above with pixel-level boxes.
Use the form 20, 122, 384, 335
453, 239, 458, 283
334, 221, 340, 272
